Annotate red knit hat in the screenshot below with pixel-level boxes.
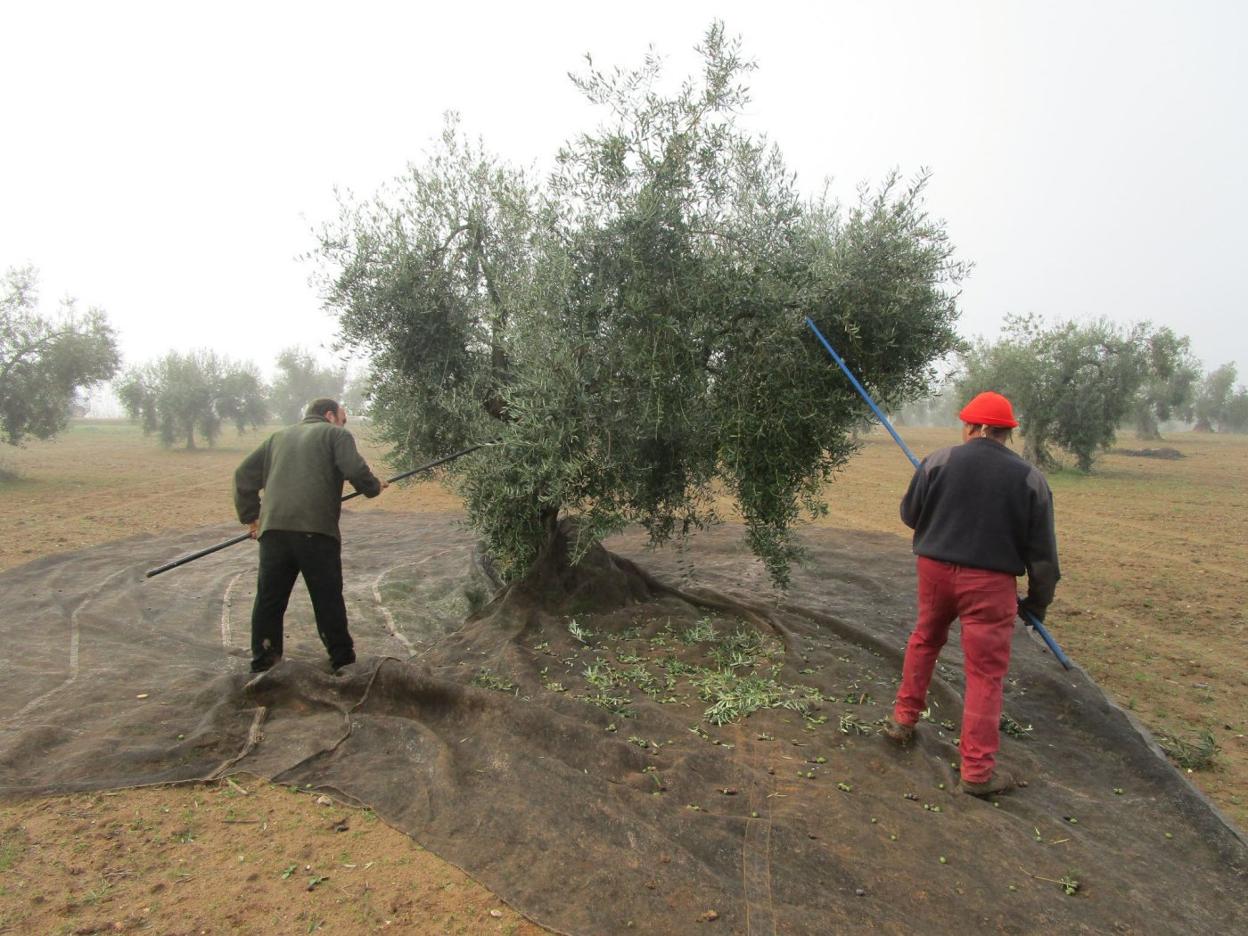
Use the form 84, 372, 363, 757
959, 391, 1018, 428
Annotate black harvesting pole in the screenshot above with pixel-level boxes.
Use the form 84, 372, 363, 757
144, 443, 489, 579
803, 316, 1073, 671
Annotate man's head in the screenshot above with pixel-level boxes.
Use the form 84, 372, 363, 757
959, 391, 1016, 443
307, 398, 346, 426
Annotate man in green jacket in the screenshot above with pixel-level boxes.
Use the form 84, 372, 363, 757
234, 398, 387, 672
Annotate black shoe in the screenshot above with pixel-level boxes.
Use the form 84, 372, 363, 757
250, 655, 281, 673
330, 653, 356, 672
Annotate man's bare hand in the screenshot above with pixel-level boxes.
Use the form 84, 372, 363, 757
248, 521, 259, 539
379, 479, 390, 491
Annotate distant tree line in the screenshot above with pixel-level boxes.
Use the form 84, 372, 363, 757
117, 350, 268, 449
116, 346, 366, 449
896, 314, 1248, 471
2, 265, 374, 454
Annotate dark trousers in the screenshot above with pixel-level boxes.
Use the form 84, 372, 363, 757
250, 530, 354, 671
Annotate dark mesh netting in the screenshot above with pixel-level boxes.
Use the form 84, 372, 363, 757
1, 511, 1244, 933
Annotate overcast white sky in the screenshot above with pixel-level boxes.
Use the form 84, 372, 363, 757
3, 0, 1245, 386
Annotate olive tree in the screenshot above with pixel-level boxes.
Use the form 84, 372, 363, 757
1193, 363, 1248, 433
269, 346, 346, 424
1129, 327, 1200, 439
118, 349, 267, 449
959, 315, 1169, 470
316, 25, 965, 586
339, 369, 372, 418
1, 265, 120, 445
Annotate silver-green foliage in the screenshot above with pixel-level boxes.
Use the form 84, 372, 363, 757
316, 25, 965, 584
1, 266, 120, 446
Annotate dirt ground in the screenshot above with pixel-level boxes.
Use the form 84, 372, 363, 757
0, 779, 541, 936
1, 421, 1245, 934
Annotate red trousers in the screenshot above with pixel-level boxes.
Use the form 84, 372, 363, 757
893, 556, 1018, 783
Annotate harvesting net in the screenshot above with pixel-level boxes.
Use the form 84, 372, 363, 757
1, 512, 1244, 934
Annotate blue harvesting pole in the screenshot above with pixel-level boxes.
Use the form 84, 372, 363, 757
803, 316, 1073, 671
1019, 607, 1073, 670
803, 317, 922, 467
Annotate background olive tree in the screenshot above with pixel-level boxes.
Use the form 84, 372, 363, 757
118, 350, 267, 449
1, 265, 120, 446
316, 26, 966, 585
338, 369, 373, 419
1193, 363, 1248, 433
1128, 327, 1200, 439
958, 315, 1191, 470
268, 346, 346, 424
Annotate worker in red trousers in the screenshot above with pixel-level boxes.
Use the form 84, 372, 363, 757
884, 391, 1060, 796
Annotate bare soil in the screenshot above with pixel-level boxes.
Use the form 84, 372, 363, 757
1, 421, 1244, 934
0, 779, 541, 935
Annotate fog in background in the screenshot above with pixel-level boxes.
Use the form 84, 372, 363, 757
3, 0, 1244, 396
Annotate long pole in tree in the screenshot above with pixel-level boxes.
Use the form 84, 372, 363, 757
804, 316, 1073, 670
144, 443, 489, 579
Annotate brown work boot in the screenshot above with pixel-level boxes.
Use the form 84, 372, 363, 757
959, 771, 1019, 797
883, 718, 916, 745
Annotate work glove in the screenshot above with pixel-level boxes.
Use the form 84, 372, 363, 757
1017, 596, 1047, 625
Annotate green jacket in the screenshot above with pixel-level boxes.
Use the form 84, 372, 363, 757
234, 416, 382, 541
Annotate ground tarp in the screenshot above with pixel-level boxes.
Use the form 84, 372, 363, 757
1, 512, 1245, 934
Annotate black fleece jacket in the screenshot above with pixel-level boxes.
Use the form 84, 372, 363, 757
900, 437, 1060, 609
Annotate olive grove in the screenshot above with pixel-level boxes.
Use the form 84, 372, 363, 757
1193, 363, 1248, 433
118, 350, 268, 450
